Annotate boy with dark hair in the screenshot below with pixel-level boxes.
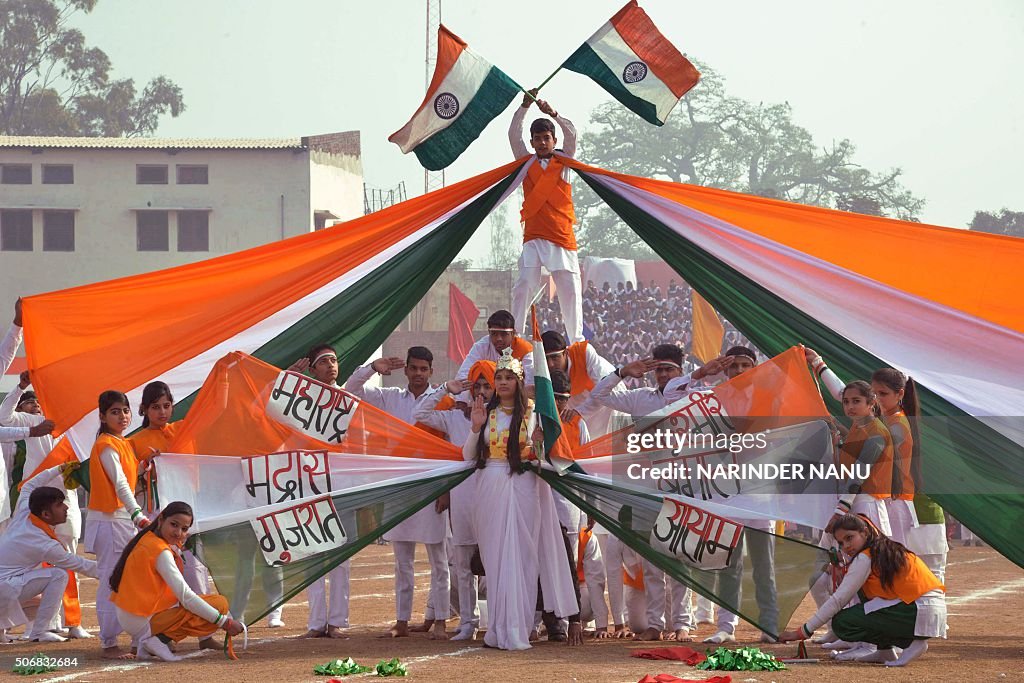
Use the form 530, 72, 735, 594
456, 310, 535, 386
509, 89, 584, 343
345, 347, 450, 640
542, 330, 617, 435
0, 465, 97, 643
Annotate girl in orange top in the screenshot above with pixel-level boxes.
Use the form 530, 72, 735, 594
110, 501, 243, 662
129, 381, 212, 599
871, 369, 920, 548
837, 381, 896, 536
85, 390, 150, 660
780, 514, 945, 668
129, 381, 180, 462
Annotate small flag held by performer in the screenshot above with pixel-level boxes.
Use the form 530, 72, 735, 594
561, 0, 700, 126
530, 306, 576, 473
389, 25, 522, 170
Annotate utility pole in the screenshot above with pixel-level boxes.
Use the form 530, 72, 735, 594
424, 0, 445, 194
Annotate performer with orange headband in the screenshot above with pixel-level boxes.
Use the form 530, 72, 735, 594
413, 360, 497, 641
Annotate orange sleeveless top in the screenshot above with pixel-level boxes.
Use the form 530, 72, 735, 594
883, 409, 915, 501
566, 342, 595, 394
129, 422, 180, 461
88, 433, 138, 513
110, 531, 182, 617
860, 547, 944, 602
840, 418, 894, 500
521, 157, 577, 251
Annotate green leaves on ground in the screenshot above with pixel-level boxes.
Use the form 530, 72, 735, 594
696, 646, 786, 672
313, 657, 408, 677
11, 653, 58, 675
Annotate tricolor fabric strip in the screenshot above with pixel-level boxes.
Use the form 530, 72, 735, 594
23, 160, 528, 463
562, 157, 1024, 568
530, 307, 575, 473
389, 25, 521, 170
562, 0, 700, 126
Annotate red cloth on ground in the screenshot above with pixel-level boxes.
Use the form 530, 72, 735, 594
637, 675, 732, 683
631, 646, 707, 665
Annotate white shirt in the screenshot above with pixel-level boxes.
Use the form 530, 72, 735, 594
345, 364, 446, 544
456, 336, 535, 386
343, 365, 429, 425
0, 323, 21, 376
0, 466, 97, 583
412, 385, 473, 448
590, 372, 694, 420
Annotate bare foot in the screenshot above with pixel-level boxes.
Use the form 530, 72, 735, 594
102, 646, 136, 660
529, 629, 539, 642
382, 622, 409, 638
593, 627, 611, 639
199, 636, 223, 650
674, 629, 693, 642
614, 626, 632, 639
298, 629, 326, 639
428, 623, 449, 640
634, 627, 663, 641
326, 626, 350, 640
408, 619, 433, 633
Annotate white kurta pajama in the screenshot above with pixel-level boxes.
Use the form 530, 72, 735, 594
0, 466, 97, 637
461, 409, 577, 650
0, 322, 24, 525
345, 365, 449, 623
413, 385, 480, 628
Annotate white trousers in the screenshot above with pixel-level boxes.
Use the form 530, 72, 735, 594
307, 561, 350, 630
511, 267, 584, 343
642, 561, 693, 632
453, 544, 479, 628
597, 534, 626, 626
578, 535, 608, 628
88, 519, 135, 648
392, 540, 449, 622
12, 568, 68, 639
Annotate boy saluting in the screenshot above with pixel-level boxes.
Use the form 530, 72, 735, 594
509, 88, 584, 344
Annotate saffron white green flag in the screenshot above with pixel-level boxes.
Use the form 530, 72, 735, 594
563, 1, 700, 126
389, 25, 521, 170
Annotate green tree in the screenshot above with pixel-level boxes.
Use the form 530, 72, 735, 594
969, 208, 1024, 238
0, 0, 185, 136
485, 200, 519, 270
574, 62, 923, 258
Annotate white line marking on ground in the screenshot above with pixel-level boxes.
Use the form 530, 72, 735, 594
946, 578, 1024, 606
946, 557, 992, 567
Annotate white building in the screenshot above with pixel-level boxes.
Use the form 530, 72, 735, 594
0, 131, 363, 389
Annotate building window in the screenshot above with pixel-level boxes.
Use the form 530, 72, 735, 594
0, 210, 33, 250
176, 165, 208, 184
42, 211, 75, 251
137, 211, 169, 251
1, 164, 32, 184
136, 165, 168, 184
177, 211, 209, 251
42, 164, 74, 184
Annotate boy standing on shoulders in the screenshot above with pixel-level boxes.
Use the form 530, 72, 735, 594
509, 88, 584, 343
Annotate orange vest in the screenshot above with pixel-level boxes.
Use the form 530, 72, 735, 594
509, 336, 532, 361
562, 411, 584, 447
860, 547, 944, 603
840, 418, 894, 500
520, 157, 577, 251
110, 531, 181, 617
129, 422, 180, 461
88, 433, 138, 513
883, 410, 915, 501
576, 528, 592, 582
566, 342, 594, 395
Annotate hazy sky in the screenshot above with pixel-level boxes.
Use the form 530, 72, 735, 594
74, 0, 1023, 259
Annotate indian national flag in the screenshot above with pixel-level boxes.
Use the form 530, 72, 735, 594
530, 307, 576, 474
389, 25, 521, 171
563, 0, 700, 126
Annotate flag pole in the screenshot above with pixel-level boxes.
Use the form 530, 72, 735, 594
518, 64, 563, 103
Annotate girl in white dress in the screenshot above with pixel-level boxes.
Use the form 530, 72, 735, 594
462, 349, 578, 650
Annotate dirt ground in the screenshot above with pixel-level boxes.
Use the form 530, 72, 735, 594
2, 543, 1022, 682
